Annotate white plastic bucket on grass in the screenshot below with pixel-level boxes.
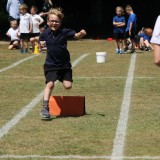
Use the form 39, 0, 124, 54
96, 52, 107, 63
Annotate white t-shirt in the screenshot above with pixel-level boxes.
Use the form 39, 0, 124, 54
31, 14, 44, 33
151, 15, 160, 45
7, 28, 19, 41
19, 13, 32, 33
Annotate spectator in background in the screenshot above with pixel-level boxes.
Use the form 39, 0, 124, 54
19, 3, 32, 54
113, 6, 125, 54
39, 0, 53, 29
6, 0, 24, 23
6, 20, 20, 50
123, 5, 137, 54
30, 6, 44, 52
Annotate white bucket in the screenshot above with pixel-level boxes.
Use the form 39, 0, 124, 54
96, 52, 107, 63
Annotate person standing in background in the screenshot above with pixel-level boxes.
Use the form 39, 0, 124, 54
30, 6, 44, 52
19, 3, 32, 54
123, 5, 137, 54
39, 0, 53, 29
113, 6, 125, 54
6, 0, 24, 23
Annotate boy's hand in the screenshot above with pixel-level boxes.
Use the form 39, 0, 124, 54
80, 29, 87, 36
74, 29, 87, 39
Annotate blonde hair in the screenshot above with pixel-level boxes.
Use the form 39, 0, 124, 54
144, 28, 153, 37
125, 5, 133, 11
116, 6, 124, 14
48, 8, 64, 20
20, 3, 28, 10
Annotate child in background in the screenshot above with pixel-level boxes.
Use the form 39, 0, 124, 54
124, 5, 137, 53
19, 3, 32, 54
150, 15, 160, 66
39, 8, 87, 119
6, 20, 20, 50
30, 6, 44, 52
113, 6, 125, 54
136, 27, 153, 51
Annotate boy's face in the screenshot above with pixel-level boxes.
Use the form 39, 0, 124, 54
126, 9, 131, 15
47, 14, 61, 31
116, 9, 122, 16
30, 8, 36, 15
20, 8, 27, 15
11, 21, 17, 29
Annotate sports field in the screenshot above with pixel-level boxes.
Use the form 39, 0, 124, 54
0, 40, 160, 160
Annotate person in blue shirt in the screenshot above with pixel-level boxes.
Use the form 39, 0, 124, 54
6, 0, 23, 23
39, 8, 87, 119
124, 5, 137, 53
113, 6, 125, 54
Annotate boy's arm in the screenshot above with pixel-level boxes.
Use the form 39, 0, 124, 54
74, 29, 87, 39
29, 16, 33, 33
129, 22, 133, 35
153, 44, 160, 66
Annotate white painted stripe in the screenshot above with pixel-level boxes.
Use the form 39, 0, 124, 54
0, 54, 39, 73
0, 155, 160, 159
111, 54, 137, 160
0, 54, 89, 139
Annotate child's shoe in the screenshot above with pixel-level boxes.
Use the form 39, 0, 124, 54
24, 48, 28, 54
20, 48, 23, 54
119, 49, 123, 54
116, 49, 119, 54
40, 107, 50, 119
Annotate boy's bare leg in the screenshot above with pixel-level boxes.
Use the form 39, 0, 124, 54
63, 80, 72, 89
40, 81, 54, 119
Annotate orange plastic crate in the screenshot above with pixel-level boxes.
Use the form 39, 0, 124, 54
49, 96, 85, 117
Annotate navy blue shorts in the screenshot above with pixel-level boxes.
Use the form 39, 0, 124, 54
44, 65, 73, 84
113, 32, 124, 39
124, 30, 136, 40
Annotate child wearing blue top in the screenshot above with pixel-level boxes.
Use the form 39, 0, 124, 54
39, 8, 87, 119
124, 5, 137, 53
113, 6, 125, 54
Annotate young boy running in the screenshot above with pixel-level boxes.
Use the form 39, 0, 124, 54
39, 8, 86, 119
124, 5, 137, 53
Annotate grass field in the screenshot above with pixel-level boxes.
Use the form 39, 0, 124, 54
0, 40, 160, 160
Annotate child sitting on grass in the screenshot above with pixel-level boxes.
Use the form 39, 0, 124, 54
39, 8, 87, 119
6, 20, 20, 50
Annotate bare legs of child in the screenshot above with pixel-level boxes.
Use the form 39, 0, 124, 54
20, 39, 29, 54
40, 81, 72, 119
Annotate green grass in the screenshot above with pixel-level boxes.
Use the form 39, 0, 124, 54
0, 40, 160, 160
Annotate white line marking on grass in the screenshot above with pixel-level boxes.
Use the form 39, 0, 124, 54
0, 53, 89, 139
111, 54, 137, 160
0, 54, 39, 73
0, 155, 160, 159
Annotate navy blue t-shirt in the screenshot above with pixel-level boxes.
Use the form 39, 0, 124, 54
113, 15, 125, 33
40, 28, 76, 68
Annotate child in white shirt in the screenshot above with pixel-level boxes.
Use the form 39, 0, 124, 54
30, 5, 44, 52
6, 20, 20, 50
19, 3, 32, 54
